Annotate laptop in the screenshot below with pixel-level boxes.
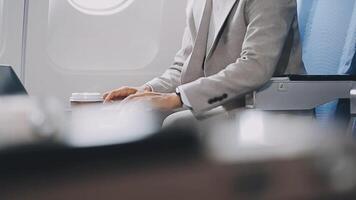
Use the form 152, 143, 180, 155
0, 65, 27, 95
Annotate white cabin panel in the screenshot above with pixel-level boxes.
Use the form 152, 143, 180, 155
0, 0, 4, 56
47, 0, 161, 71
0, 0, 25, 78
25, 0, 188, 106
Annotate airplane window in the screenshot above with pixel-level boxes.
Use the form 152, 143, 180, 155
68, 0, 134, 15
47, 0, 162, 71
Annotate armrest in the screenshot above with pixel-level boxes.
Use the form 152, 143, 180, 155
246, 75, 356, 111
274, 74, 356, 81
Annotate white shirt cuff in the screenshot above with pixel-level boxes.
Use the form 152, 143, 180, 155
178, 88, 192, 108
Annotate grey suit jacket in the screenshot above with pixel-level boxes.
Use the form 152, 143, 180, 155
147, 0, 305, 114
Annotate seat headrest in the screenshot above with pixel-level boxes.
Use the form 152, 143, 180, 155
297, 0, 356, 75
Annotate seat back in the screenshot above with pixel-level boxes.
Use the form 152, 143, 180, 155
297, 0, 356, 122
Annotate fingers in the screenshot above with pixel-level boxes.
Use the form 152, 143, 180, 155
103, 86, 159, 105
127, 92, 160, 100
103, 87, 137, 103
103, 92, 115, 103
104, 91, 124, 103
102, 92, 110, 100
121, 92, 148, 104
120, 92, 158, 107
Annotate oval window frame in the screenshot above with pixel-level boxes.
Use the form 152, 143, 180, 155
67, 0, 135, 15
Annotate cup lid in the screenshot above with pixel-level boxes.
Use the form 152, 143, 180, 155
70, 93, 103, 102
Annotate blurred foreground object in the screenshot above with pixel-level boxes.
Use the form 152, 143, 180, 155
0, 96, 67, 149
0, 101, 355, 199
0, 96, 161, 149
65, 102, 161, 147
203, 109, 356, 199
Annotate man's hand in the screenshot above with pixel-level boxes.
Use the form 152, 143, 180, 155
122, 92, 183, 111
103, 85, 151, 103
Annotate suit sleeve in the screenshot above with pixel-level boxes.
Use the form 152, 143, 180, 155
177, 0, 298, 113
146, 26, 194, 93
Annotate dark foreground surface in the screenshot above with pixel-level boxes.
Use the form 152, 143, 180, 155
0, 127, 355, 200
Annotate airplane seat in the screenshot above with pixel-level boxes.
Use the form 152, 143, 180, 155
296, 0, 356, 126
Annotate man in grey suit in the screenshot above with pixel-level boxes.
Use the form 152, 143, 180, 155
104, 0, 304, 119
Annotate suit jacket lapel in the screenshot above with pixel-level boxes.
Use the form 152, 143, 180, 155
193, 0, 206, 34
207, 0, 237, 57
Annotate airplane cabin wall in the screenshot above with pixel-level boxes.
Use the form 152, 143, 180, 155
0, 0, 189, 107
0, 0, 25, 78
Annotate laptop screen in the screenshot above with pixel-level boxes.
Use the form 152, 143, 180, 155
0, 66, 27, 95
